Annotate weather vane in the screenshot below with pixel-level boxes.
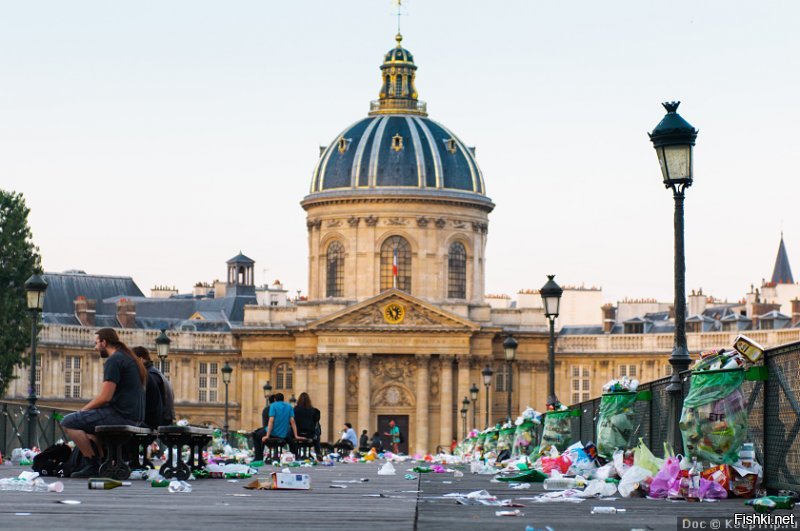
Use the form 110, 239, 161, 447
393, 0, 404, 35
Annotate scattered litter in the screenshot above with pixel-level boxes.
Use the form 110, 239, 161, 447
590, 506, 626, 514
227, 479, 239, 483
510, 483, 531, 490
453, 470, 464, 478
495, 510, 523, 517
59, 500, 81, 505
330, 484, 348, 489
521, 490, 586, 503
15, 513, 32, 516
377, 462, 396, 475
442, 481, 452, 484
404, 474, 417, 480
168, 480, 192, 493
227, 493, 252, 497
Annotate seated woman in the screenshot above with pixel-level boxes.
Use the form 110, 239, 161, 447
369, 431, 384, 453
292, 392, 322, 460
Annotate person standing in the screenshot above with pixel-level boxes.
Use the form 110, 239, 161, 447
61, 328, 146, 477
384, 420, 401, 454
292, 392, 322, 460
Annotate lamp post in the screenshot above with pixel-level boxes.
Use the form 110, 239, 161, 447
649, 101, 698, 452
503, 336, 517, 422
155, 329, 170, 374
540, 275, 563, 408
263, 381, 272, 405
481, 365, 493, 427
469, 383, 479, 430
289, 394, 297, 407
24, 274, 47, 449
460, 404, 468, 439
221, 361, 233, 441
461, 396, 471, 432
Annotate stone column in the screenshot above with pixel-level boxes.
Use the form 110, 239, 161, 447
456, 356, 470, 430
315, 354, 331, 440
179, 357, 192, 404
439, 355, 454, 448
333, 354, 347, 432
518, 361, 533, 413
240, 359, 255, 430
357, 353, 372, 433
415, 354, 430, 454
294, 356, 308, 395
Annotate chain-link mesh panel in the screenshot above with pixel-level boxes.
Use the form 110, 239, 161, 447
648, 378, 672, 455
764, 342, 800, 491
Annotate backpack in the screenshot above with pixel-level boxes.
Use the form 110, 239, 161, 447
60, 446, 88, 478
32, 443, 71, 477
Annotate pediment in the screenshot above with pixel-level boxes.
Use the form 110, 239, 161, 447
307, 289, 479, 331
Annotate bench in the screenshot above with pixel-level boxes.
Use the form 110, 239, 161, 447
157, 425, 213, 481
263, 437, 288, 462
292, 438, 315, 460
95, 425, 158, 480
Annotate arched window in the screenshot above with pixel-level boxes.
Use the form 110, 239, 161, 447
395, 74, 403, 97
326, 241, 344, 298
276, 362, 293, 390
380, 236, 411, 292
448, 242, 467, 299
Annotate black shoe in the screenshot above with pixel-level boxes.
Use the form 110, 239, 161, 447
70, 457, 100, 478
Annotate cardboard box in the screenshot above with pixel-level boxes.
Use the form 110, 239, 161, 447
701, 464, 732, 490
271, 472, 310, 490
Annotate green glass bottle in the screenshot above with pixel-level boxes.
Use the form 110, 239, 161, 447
87, 478, 132, 490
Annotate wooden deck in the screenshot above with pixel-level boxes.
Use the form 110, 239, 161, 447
0, 463, 797, 530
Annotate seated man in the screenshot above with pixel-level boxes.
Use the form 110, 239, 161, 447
261, 393, 301, 458
359, 429, 370, 453
61, 328, 146, 477
251, 394, 275, 466
336, 422, 358, 452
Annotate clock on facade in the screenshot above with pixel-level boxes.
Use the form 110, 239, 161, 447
383, 302, 405, 324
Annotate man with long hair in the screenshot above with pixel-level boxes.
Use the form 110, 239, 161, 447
61, 328, 146, 477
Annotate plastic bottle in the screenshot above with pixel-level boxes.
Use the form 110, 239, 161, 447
686, 456, 701, 502
739, 442, 755, 468
543, 477, 584, 490
590, 507, 626, 514
88, 478, 132, 490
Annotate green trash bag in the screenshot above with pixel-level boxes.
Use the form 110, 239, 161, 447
680, 368, 747, 464
496, 426, 516, 453
483, 427, 500, 456
473, 432, 487, 458
540, 410, 572, 453
511, 420, 538, 458
597, 391, 638, 457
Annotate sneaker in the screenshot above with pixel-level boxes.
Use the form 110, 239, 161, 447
70, 457, 99, 478
249, 460, 264, 468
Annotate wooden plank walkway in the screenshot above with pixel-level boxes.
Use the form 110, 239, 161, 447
0, 463, 797, 530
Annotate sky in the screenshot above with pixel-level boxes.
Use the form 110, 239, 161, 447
1, 1, 798, 305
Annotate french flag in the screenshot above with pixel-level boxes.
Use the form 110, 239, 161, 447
392, 245, 398, 288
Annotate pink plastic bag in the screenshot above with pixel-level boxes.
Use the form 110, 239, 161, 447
649, 456, 681, 498
699, 477, 728, 499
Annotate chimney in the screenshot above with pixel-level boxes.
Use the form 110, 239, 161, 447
74, 296, 96, 327
602, 304, 616, 334
116, 298, 136, 328
792, 298, 800, 326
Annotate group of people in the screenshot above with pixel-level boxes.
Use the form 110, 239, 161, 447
343, 421, 401, 455
59, 328, 175, 478
251, 391, 322, 465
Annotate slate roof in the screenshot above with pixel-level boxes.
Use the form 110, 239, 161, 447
42, 272, 143, 315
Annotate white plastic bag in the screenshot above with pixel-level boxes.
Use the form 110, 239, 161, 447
581, 479, 618, 498
618, 465, 652, 497
377, 462, 396, 475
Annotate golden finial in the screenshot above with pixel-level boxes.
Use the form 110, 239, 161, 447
395, 32, 403, 46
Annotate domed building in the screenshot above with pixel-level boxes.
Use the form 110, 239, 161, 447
302, 33, 492, 305
237, 34, 550, 453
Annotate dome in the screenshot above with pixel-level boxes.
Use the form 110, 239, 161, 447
305, 34, 490, 205
309, 115, 485, 195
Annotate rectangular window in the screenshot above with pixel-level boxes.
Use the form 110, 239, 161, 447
494, 363, 509, 392
34, 365, 41, 396
160, 360, 171, 381
618, 364, 637, 378
64, 356, 82, 399
570, 364, 590, 404
199, 362, 219, 403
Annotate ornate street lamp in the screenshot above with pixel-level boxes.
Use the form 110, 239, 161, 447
481, 365, 493, 427
155, 329, 170, 374
469, 383, 479, 430
24, 274, 47, 449
540, 275, 563, 408
503, 336, 518, 422
460, 404, 468, 440
649, 101, 698, 451
221, 361, 233, 441
461, 396, 470, 432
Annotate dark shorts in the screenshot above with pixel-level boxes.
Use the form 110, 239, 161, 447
60, 406, 134, 434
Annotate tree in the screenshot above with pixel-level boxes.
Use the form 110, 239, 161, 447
0, 190, 41, 397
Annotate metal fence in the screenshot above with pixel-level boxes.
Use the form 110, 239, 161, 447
567, 340, 799, 491
1, 400, 76, 457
